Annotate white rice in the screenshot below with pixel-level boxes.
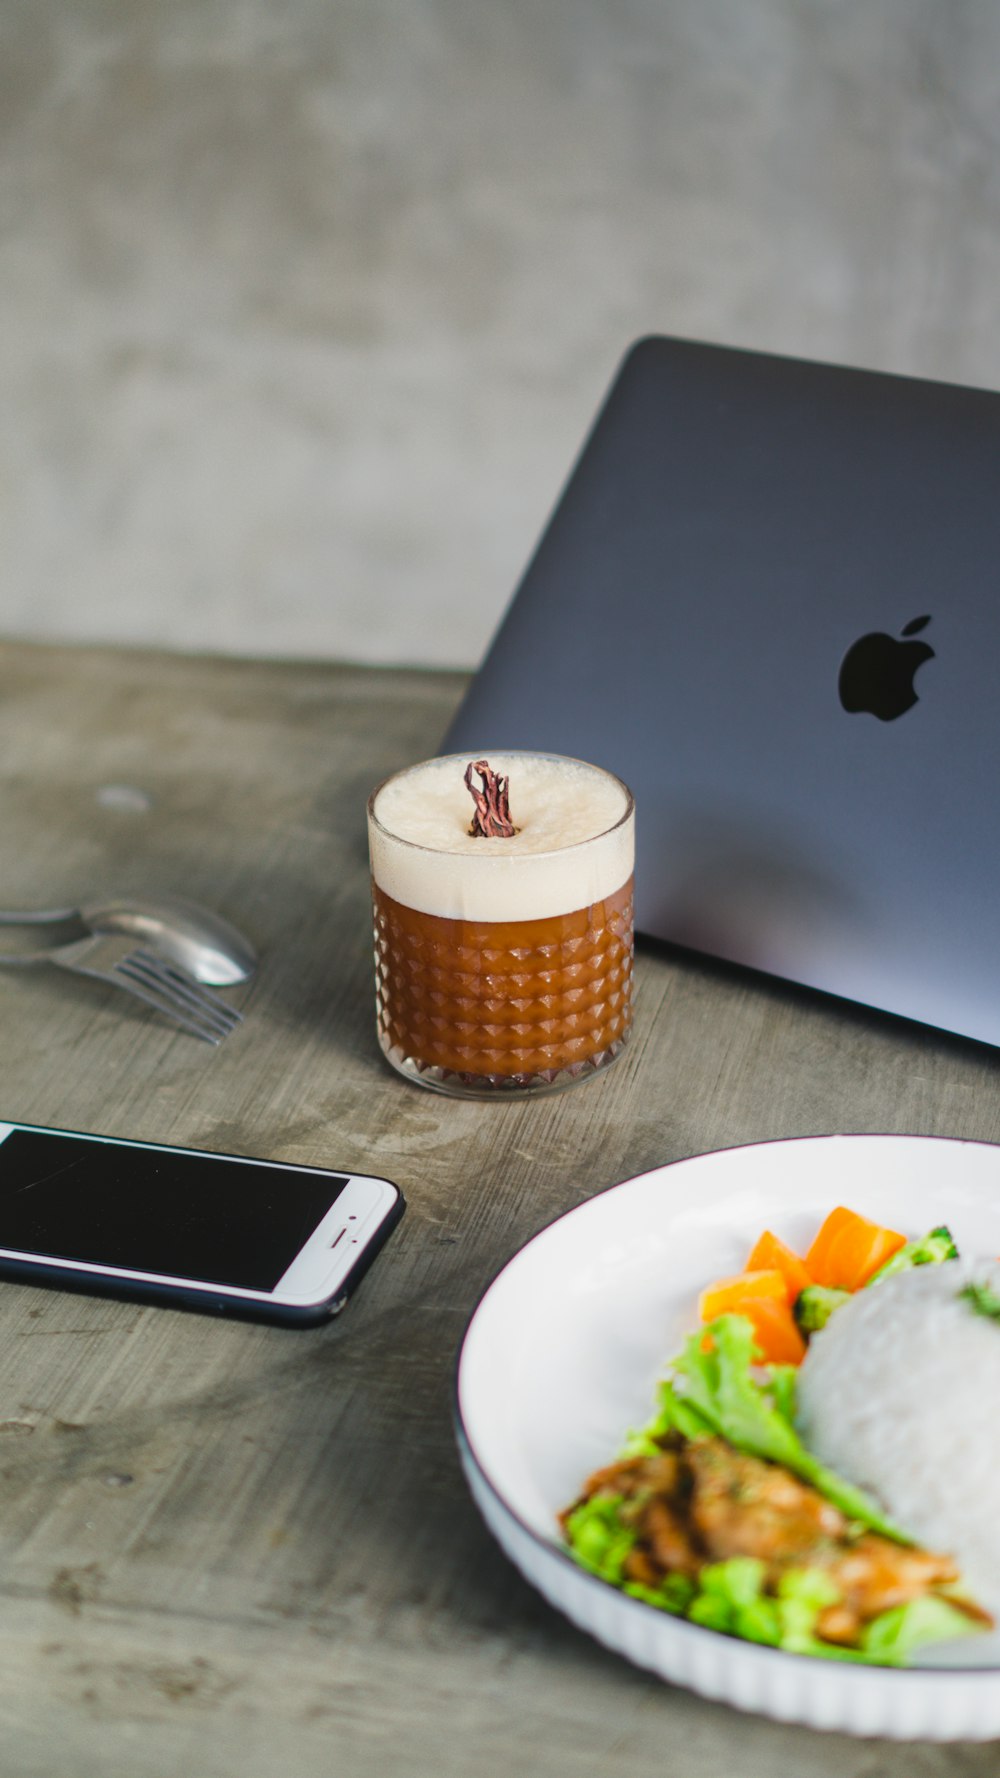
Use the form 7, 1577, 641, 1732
796, 1258, 1000, 1608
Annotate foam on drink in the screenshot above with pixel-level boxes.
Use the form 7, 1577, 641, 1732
369, 752, 633, 921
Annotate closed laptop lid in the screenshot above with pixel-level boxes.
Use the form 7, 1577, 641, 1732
443, 335, 1000, 1046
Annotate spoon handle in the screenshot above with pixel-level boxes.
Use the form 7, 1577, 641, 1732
0, 907, 78, 925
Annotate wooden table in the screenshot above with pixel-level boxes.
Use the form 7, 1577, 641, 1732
0, 640, 997, 1776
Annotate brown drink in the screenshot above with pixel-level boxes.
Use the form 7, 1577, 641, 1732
367, 753, 635, 1097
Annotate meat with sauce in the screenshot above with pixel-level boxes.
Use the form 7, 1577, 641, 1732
561, 1433, 987, 1648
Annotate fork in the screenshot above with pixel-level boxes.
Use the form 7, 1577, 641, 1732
0, 932, 242, 1044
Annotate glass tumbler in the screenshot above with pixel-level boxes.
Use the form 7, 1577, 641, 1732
367, 751, 635, 1099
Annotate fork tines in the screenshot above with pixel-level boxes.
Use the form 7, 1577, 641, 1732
114, 948, 243, 1045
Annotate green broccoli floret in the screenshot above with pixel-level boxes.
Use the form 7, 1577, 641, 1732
794, 1283, 851, 1335
958, 1280, 1000, 1322
792, 1228, 959, 1336
868, 1225, 958, 1285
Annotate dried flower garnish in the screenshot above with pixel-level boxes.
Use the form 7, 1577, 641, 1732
465, 759, 517, 838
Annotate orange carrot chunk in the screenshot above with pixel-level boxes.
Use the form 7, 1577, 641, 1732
698, 1268, 787, 1324
738, 1294, 808, 1366
805, 1205, 907, 1292
745, 1229, 812, 1302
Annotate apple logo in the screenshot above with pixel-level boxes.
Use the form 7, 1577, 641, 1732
838, 616, 935, 721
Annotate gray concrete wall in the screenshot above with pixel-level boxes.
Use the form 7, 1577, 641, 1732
3, 0, 1000, 667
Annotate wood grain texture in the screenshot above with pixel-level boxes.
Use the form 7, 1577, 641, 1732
0, 641, 997, 1774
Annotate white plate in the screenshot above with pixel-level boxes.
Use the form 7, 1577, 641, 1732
455, 1134, 1000, 1740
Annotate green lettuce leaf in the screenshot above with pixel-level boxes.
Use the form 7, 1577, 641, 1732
860, 1595, 986, 1665
657, 1315, 906, 1541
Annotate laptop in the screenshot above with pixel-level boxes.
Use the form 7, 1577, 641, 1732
443, 335, 1000, 1048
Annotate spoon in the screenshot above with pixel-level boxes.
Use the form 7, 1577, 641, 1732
0, 895, 257, 986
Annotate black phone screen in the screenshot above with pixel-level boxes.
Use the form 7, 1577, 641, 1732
0, 1130, 348, 1292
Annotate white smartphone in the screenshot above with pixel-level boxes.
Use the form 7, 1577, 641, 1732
0, 1120, 404, 1326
